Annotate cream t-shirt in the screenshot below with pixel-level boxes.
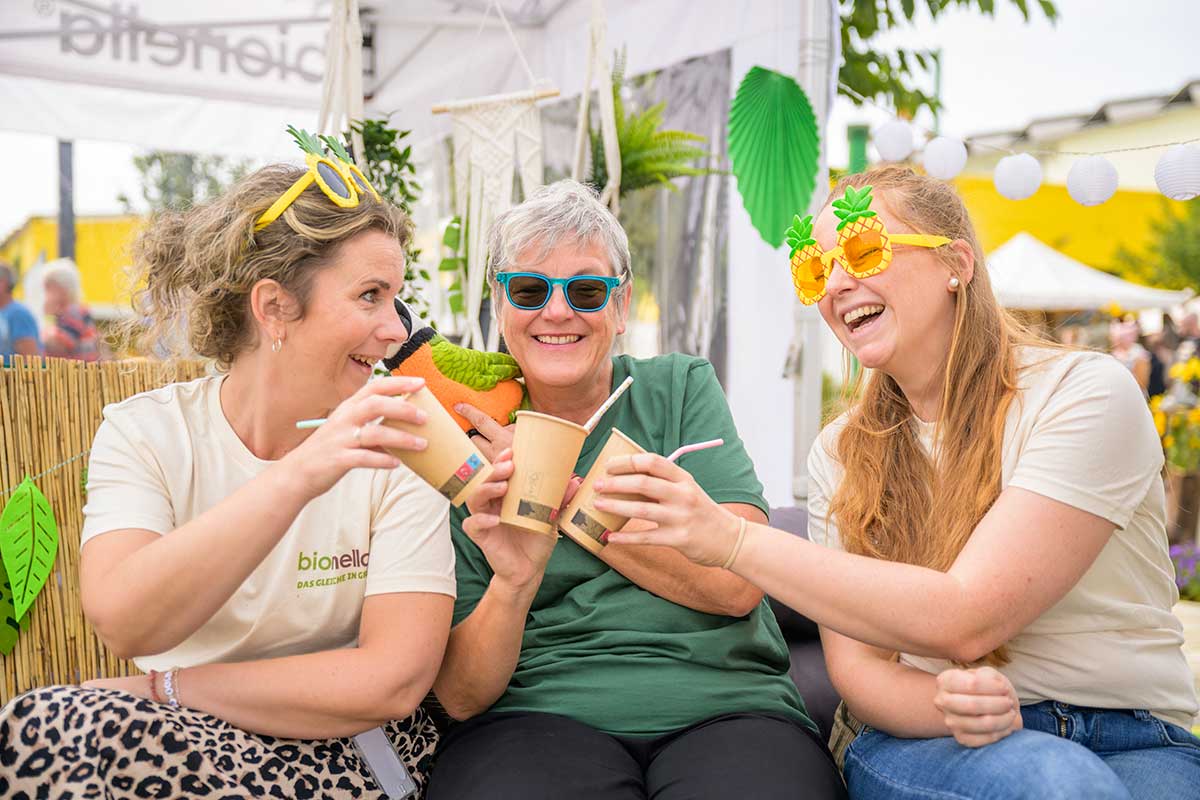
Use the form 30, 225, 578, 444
807, 348, 1199, 728
82, 375, 455, 673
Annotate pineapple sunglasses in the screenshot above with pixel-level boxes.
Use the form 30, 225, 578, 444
255, 126, 380, 231
785, 184, 951, 306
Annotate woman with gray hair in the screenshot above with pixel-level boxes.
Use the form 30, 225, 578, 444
42, 258, 101, 361
426, 180, 844, 799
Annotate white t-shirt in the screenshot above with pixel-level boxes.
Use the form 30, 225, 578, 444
808, 348, 1199, 728
82, 375, 455, 673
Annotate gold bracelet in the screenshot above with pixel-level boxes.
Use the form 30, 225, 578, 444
721, 516, 748, 570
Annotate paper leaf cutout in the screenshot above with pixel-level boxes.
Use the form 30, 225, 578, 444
0, 574, 30, 656
0, 477, 59, 621
728, 66, 821, 249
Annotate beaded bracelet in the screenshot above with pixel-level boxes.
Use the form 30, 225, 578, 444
148, 670, 164, 704
162, 668, 181, 708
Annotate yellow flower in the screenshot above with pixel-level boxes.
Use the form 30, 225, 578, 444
1156, 411, 1168, 436
1165, 435, 1176, 448
1102, 302, 1124, 318
1151, 395, 1164, 412
1189, 409, 1200, 426
1171, 363, 1187, 380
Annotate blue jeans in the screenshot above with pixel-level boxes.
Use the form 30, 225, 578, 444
843, 701, 1200, 799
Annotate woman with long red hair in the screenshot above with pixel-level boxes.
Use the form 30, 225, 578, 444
596, 166, 1200, 799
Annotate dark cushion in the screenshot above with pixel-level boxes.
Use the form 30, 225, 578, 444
766, 507, 820, 642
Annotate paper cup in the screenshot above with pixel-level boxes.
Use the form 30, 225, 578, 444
383, 386, 494, 507
500, 411, 589, 535
558, 428, 645, 553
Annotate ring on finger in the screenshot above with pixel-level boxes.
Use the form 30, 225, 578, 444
353, 425, 363, 446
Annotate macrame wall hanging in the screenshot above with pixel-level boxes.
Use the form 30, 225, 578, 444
317, 0, 367, 163
570, 0, 621, 215
433, 2, 558, 351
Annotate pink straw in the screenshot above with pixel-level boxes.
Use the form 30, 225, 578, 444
666, 438, 724, 462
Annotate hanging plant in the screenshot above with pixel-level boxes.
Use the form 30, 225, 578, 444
341, 117, 433, 321
0, 477, 59, 622
588, 50, 716, 199
728, 66, 821, 249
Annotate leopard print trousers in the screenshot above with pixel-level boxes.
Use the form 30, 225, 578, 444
0, 685, 439, 799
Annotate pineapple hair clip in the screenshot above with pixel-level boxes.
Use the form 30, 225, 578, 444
784, 184, 951, 305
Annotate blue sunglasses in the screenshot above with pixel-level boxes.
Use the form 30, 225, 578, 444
496, 271, 624, 312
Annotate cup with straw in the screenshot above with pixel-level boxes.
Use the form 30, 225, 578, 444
558, 435, 725, 553
499, 376, 634, 535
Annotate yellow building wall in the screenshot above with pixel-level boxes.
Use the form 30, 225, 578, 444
953, 174, 1188, 283
0, 215, 142, 311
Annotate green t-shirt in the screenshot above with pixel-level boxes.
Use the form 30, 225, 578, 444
450, 353, 813, 737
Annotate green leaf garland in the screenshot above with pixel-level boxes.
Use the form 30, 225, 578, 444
728, 66, 821, 249
0, 477, 59, 622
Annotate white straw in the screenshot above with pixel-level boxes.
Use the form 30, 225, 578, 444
583, 376, 634, 433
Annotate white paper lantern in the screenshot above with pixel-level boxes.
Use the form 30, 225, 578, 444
1155, 144, 1200, 201
874, 120, 914, 162
1067, 156, 1119, 206
993, 153, 1042, 200
922, 136, 968, 179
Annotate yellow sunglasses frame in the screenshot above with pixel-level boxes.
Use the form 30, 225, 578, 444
792, 230, 951, 306
254, 152, 382, 231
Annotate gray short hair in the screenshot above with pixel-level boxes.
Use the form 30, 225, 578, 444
42, 259, 82, 304
486, 180, 631, 288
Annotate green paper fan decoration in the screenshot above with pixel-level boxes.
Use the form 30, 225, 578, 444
729, 66, 821, 249
0, 477, 59, 622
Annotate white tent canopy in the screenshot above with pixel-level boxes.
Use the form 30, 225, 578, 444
0, 0, 841, 506
988, 232, 1192, 311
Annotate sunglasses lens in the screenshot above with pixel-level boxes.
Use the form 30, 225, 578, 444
316, 161, 353, 199
567, 279, 610, 310
796, 257, 826, 301
844, 231, 885, 276
507, 275, 551, 308
349, 168, 371, 194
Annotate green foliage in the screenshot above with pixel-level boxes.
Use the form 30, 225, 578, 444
589, 50, 715, 198
1113, 201, 1200, 291
839, 0, 1057, 116
118, 152, 251, 212
439, 216, 468, 317
0, 573, 31, 656
344, 117, 431, 319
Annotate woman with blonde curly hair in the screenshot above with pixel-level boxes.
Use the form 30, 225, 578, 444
0, 143, 454, 798
595, 166, 1200, 798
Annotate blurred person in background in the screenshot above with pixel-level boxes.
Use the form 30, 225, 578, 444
41, 259, 101, 362
0, 261, 42, 365
1110, 319, 1150, 397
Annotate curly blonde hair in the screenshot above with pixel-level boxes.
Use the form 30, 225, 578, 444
126, 163, 412, 368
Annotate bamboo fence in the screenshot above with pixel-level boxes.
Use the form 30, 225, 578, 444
1, 356, 206, 704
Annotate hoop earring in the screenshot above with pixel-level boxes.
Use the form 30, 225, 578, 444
272, 337, 283, 353
948, 277, 961, 292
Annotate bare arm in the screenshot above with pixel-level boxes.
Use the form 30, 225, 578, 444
87, 592, 453, 739
81, 377, 428, 658
431, 456, 556, 720
601, 456, 1116, 663
598, 503, 765, 617
820, 626, 948, 738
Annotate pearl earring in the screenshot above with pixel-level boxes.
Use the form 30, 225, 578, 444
948, 277, 961, 291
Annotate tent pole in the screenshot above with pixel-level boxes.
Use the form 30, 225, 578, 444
57, 139, 75, 261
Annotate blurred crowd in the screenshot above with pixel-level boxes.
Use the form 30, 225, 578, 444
1110, 312, 1200, 402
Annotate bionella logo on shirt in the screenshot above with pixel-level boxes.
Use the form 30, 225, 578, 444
296, 549, 369, 590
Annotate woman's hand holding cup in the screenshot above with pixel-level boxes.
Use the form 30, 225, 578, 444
456, 402, 515, 462
595, 453, 741, 567
461, 449, 558, 594
286, 376, 428, 499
